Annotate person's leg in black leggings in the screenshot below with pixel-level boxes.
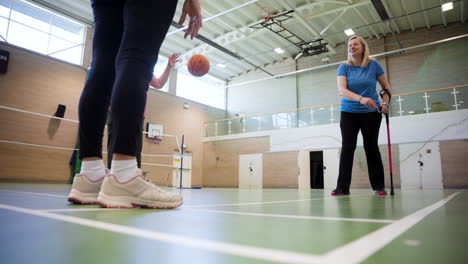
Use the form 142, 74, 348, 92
78, 0, 125, 159
335, 111, 361, 193
360, 111, 385, 190
110, 0, 178, 157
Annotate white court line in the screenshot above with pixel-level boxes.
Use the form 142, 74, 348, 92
0, 203, 323, 264
186, 194, 373, 208
0, 190, 67, 198
188, 209, 395, 224
40, 195, 370, 212
2, 190, 372, 213
321, 192, 461, 264
43, 208, 123, 213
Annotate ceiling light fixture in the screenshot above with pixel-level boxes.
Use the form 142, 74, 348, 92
344, 28, 355, 36
442, 2, 453, 11
274, 48, 285, 54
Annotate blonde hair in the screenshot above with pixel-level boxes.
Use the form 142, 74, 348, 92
347, 36, 371, 67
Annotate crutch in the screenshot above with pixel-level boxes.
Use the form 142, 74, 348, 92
383, 112, 395, 196
380, 88, 394, 195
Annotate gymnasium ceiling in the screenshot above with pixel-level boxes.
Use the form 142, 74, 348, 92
30, 0, 467, 81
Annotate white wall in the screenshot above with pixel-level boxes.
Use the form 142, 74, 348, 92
227, 75, 297, 115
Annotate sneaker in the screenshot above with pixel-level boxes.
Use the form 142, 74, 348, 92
68, 173, 105, 204
374, 189, 387, 196
331, 189, 350, 196
97, 170, 183, 209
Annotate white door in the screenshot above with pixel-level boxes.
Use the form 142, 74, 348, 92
399, 142, 443, 189
239, 154, 263, 188
323, 148, 340, 190
297, 150, 311, 190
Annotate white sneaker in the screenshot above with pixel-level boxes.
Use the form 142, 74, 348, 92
68, 173, 105, 204
97, 170, 183, 209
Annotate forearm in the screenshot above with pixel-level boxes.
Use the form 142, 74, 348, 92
150, 64, 172, 89
156, 65, 171, 87
340, 87, 363, 103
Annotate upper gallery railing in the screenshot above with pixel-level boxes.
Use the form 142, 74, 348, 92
204, 85, 467, 137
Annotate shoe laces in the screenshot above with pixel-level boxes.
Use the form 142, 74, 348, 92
141, 170, 164, 191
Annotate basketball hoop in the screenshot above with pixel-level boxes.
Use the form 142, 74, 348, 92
259, 7, 270, 21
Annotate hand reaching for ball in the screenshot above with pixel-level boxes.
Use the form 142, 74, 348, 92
178, 0, 202, 39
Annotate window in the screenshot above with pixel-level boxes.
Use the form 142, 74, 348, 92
0, 0, 86, 65
177, 68, 226, 110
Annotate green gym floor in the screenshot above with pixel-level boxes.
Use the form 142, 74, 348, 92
0, 184, 467, 264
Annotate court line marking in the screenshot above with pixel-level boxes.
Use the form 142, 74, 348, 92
0, 203, 324, 264
40, 208, 124, 212
39, 194, 367, 212
321, 192, 461, 264
0, 190, 67, 198
187, 209, 395, 224
185, 194, 373, 208
1, 189, 372, 212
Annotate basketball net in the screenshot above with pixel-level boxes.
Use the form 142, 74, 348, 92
153, 135, 162, 144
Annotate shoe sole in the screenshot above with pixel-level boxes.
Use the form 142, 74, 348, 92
331, 192, 350, 196
97, 192, 183, 209
68, 189, 99, 205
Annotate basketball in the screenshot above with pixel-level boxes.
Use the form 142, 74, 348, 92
187, 54, 210, 77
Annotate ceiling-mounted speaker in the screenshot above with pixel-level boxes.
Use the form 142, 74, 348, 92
371, 0, 390, 21
0, 49, 9, 74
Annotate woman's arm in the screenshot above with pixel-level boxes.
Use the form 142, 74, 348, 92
149, 53, 179, 89
338, 76, 378, 109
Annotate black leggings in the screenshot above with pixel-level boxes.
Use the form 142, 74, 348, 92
335, 111, 385, 192
78, 0, 178, 159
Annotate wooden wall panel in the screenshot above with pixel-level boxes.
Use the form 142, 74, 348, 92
440, 140, 468, 187
263, 151, 299, 188
202, 137, 270, 187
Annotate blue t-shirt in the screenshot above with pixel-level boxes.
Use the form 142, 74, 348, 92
337, 59, 385, 113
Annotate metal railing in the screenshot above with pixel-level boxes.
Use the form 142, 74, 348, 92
204, 84, 468, 137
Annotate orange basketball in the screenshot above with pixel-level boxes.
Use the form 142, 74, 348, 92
187, 54, 210, 77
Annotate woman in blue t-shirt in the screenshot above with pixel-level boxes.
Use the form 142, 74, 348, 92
332, 35, 392, 196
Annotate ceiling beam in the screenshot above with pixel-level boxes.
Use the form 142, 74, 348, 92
298, 0, 371, 20
440, 0, 448, 27
419, 0, 431, 29
381, 0, 401, 34
352, 7, 381, 39
166, 0, 260, 37
367, 4, 388, 35
320, 9, 347, 35
400, 0, 415, 31
462, 0, 466, 24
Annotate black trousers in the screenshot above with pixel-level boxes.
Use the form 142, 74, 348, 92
78, 0, 178, 159
335, 111, 385, 192
106, 114, 143, 169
